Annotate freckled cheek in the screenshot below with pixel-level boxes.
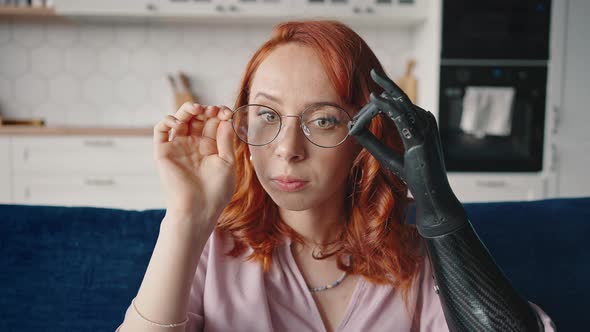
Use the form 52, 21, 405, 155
249, 146, 273, 176
315, 152, 352, 179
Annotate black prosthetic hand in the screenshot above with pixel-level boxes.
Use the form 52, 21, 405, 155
348, 69, 544, 332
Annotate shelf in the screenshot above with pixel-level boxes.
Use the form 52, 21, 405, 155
0, 5, 69, 23
1, 2, 428, 27
0, 125, 152, 136
51, 1, 428, 27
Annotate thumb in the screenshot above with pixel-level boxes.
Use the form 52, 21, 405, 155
217, 120, 235, 166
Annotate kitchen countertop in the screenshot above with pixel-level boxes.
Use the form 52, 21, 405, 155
0, 125, 153, 136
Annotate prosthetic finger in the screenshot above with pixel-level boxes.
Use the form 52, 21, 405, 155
350, 127, 405, 180
348, 100, 381, 136
369, 68, 403, 99
369, 93, 424, 148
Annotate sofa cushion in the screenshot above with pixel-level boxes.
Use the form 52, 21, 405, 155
455, 197, 590, 331
0, 205, 164, 331
0, 197, 588, 331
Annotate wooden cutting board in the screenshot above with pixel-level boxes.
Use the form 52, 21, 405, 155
0, 116, 45, 127
396, 59, 417, 103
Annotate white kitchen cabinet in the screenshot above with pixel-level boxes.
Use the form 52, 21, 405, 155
54, 0, 158, 16
157, 0, 293, 18
550, 0, 590, 198
4, 135, 166, 210
300, 0, 427, 24
217, 0, 293, 17
11, 136, 156, 176
13, 174, 163, 210
447, 174, 546, 203
156, 0, 223, 17
0, 137, 12, 203
53, 0, 427, 26
301, 0, 358, 17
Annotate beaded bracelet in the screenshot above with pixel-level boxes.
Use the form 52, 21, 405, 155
132, 297, 189, 328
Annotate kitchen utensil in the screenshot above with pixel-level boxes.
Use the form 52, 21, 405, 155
397, 58, 417, 103
168, 71, 197, 112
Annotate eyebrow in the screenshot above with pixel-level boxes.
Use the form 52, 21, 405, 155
254, 92, 281, 104
253, 91, 345, 111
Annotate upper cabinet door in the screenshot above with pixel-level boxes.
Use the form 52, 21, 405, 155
53, 0, 427, 25
223, 0, 294, 17
155, 0, 294, 21
55, 0, 294, 19
300, 0, 358, 17
54, 0, 158, 16
362, 0, 427, 23
156, 0, 223, 16
299, 0, 427, 24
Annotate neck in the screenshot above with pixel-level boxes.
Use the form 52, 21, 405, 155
279, 202, 346, 248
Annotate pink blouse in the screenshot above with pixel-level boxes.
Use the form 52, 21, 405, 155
117, 229, 556, 331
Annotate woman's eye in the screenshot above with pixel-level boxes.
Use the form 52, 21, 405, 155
257, 110, 278, 123
311, 117, 339, 129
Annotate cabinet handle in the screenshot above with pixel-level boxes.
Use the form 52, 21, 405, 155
23, 148, 29, 161
84, 178, 116, 187
24, 187, 30, 199
228, 5, 238, 12
216, 5, 225, 12
353, 6, 361, 13
475, 180, 506, 188
146, 3, 157, 11
552, 105, 560, 134
550, 143, 558, 172
366, 7, 375, 14
83, 139, 115, 147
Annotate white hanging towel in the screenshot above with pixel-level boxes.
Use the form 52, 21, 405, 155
459, 86, 515, 138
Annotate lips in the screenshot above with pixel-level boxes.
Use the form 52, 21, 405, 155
270, 175, 309, 192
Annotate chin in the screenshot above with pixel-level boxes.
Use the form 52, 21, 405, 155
262, 184, 318, 212
273, 198, 314, 211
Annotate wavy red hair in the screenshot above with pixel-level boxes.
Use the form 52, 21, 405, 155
216, 20, 424, 314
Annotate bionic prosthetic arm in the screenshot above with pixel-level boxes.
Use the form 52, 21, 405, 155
348, 69, 544, 332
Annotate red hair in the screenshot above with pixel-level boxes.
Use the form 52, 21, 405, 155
217, 20, 424, 314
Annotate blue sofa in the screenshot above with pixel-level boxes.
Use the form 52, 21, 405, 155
1, 197, 588, 331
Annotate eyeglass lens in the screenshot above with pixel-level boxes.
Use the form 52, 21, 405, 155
231, 104, 351, 147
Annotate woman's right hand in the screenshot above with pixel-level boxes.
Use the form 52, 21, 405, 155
153, 102, 236, 228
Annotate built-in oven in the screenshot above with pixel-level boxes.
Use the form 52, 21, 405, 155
441, 0, 551, 60
438, 0, 551, 173
438, 61, 547, 172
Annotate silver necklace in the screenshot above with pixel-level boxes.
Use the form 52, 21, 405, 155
307, 254, 352, 293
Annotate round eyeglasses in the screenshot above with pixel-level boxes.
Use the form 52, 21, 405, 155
229, 103, 352, 148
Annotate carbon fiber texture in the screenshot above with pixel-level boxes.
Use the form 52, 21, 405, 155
424, 223, 543, 332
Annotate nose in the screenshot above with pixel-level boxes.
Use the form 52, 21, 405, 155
272, 116, 306, 162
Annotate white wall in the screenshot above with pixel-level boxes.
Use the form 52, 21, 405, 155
0, 20, 415, 128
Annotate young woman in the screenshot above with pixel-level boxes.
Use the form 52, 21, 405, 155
117, 20, 555, 332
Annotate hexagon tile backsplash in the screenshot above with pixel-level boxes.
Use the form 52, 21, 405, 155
0, 20, 413, 128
